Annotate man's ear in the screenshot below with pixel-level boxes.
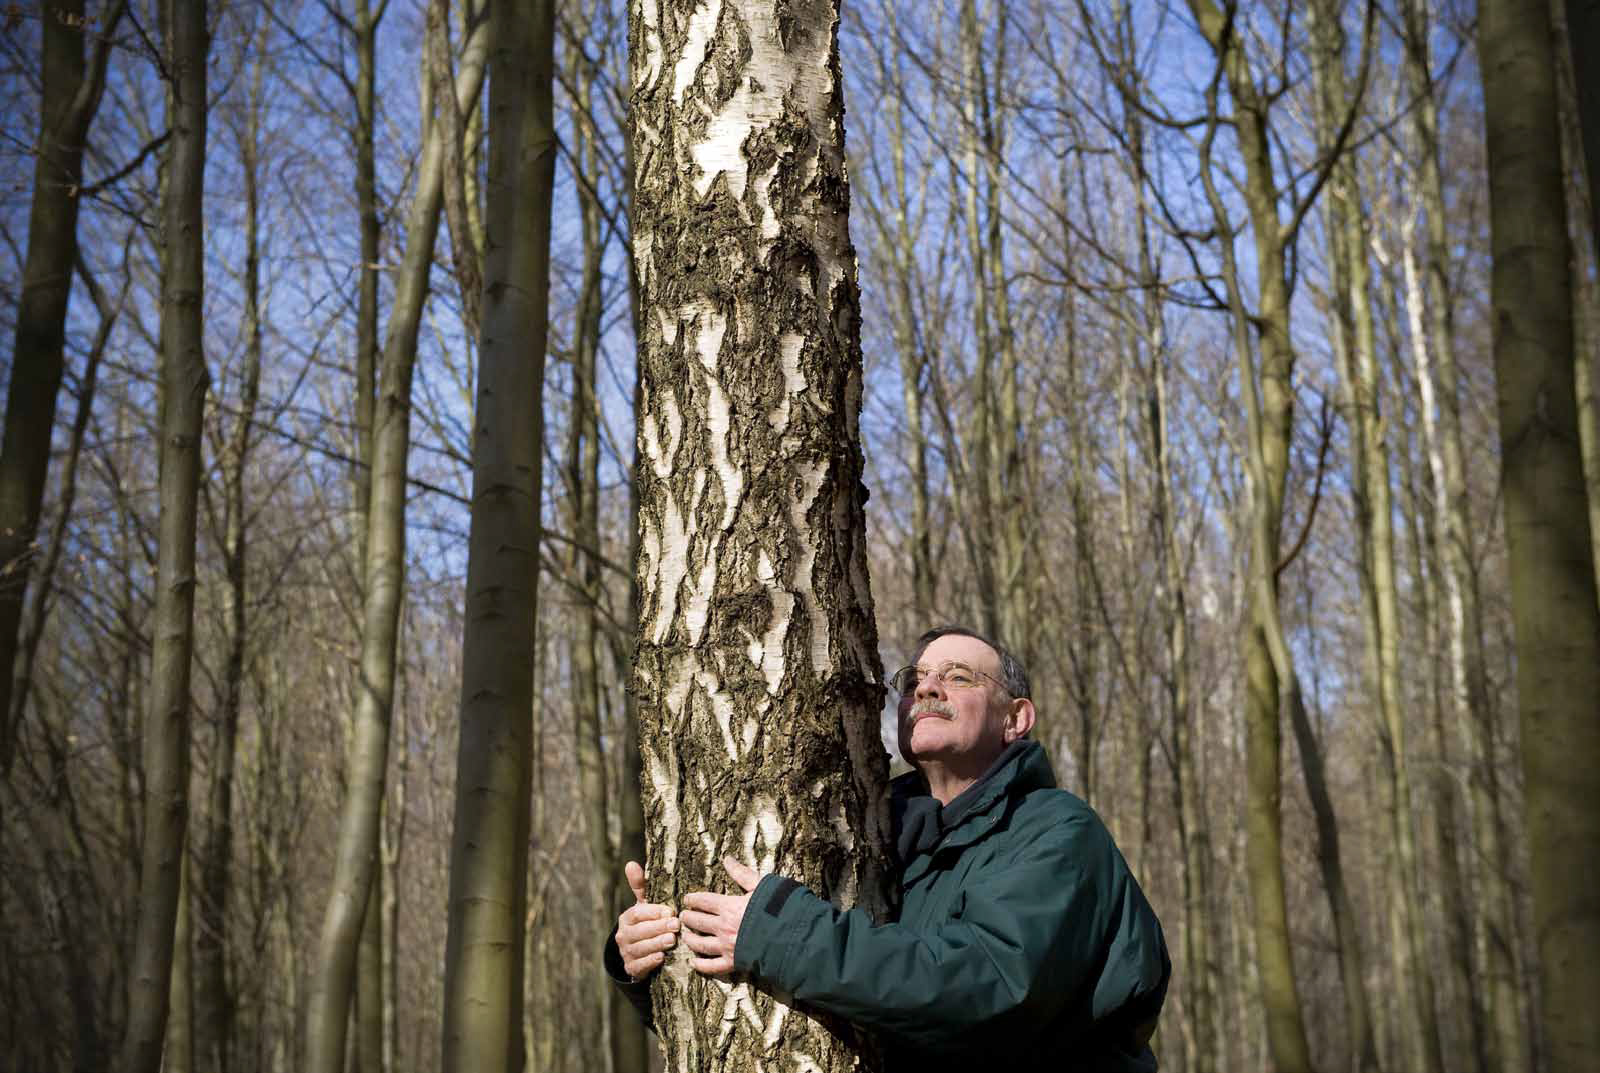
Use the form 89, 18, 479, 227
1005, 698, 1036, 742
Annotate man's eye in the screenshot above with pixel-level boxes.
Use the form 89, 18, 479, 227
946, 669, 974, 686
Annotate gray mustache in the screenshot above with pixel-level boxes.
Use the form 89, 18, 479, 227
911, 702, 955, 720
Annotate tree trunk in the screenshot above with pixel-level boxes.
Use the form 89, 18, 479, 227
351, 1, 387, 1065
302, 10, 491, 1072
0, 0, 123, 773
1565, 0, 1600, 259
1392, 1, 1528, 1063
1308, 9, 1424, 1068
627, 0, 895, 1066
196, 33, 267, 1072
1188, 2, 1314, 1066
120, 0, 210, 1066
167, 853, 194, 1073
875, 18, 935, 616
438, 0, 553, 1065
1480, 2, 1600, 1070
566, 27, 616, 1065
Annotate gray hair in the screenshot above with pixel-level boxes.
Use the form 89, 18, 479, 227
909, 624, 1031, 701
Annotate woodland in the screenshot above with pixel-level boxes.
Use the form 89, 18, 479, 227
1, 0, 1598, 1071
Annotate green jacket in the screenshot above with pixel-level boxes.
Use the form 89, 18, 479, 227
608, 741, 1169, 1070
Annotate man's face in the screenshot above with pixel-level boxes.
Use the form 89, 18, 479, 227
896, 633, 1017, 770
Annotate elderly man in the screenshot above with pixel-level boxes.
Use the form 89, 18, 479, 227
606, 625, 1170, 1071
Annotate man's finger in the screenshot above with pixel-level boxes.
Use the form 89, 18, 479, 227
619, 915, 677, 944
679, 908, 724, 936
625, 860, 648, 903
682, 891, 730, 914
625, 950, 664, 979
621, 902, 674, 926
679, 928, 723, 956
690, 954, 734, 977
723, 855, 761, 893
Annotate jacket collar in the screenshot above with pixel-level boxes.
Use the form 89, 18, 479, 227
891, 740, 1056, 872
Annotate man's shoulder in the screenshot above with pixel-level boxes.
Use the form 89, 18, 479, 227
1002, 785, 1124, 866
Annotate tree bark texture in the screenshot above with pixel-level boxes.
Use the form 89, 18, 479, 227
1480, 1, 1600, 1070
0, 0, 123, 773
302, 9, 491, 1072
438, 0, 553, 1066
627, 0, 895, 1067
121, 0, 210, 1066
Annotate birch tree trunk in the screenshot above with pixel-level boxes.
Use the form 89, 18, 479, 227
0, 0, 123, 772
438, 0, 553, 1064
302, 10, 491, 1071
1480, 2, 1600, 1070
627, 0, 894, 1066
121, 0, 210, 1066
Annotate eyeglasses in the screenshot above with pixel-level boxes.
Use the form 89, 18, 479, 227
888, 660, 1010, 698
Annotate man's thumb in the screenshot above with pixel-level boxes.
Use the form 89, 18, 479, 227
625, 860, 647, 903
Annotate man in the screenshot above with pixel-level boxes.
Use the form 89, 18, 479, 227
607, 625, 1171, 1071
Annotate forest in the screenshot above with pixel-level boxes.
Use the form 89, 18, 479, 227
2, 0, 1598, 1070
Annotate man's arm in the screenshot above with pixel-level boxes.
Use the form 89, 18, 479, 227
687, 809, 1168, 1056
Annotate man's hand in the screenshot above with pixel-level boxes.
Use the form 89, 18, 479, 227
680, 856, 763, 977
616, 860, 679, 981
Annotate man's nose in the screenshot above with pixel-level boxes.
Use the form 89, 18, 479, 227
914, 672, 945, 700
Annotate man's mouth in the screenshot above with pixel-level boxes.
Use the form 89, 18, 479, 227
910, 703, 954, 722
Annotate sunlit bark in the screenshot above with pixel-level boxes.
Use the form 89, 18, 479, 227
1480, 1, 1600, 1069
627, 0, 893, 1065
438, 0, 553, 1064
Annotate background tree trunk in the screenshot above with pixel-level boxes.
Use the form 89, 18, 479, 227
1480, 2, 1600, 1070
120, 0, 210, 1066
627, 0, 895, 1067
301, 10, 491, 1071
438, 0, 554, 1064
0, 0, 123, 772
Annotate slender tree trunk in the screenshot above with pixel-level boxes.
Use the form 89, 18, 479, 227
876, 24, 935, 616
438, 0, 553, 1064
627, 0, 894, 1066
196, 38, 267, 1073
351, 2, 387, 1065
1308, 10, 1422, 1069
566, 35, 616, 1064
167, 853, 194, 1073
1480, 3, 1600, 1070
1391, 2, 1529, 1064
121, 0, 210, 1066
1189, 3, 1314, 1066
1555, 0, 1600, 591
1565, 0, 1600, 259
954, 0, 998, 634
302, 11, 491, 1072
615, 115, 651, 1073
0, 0, 123, 772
